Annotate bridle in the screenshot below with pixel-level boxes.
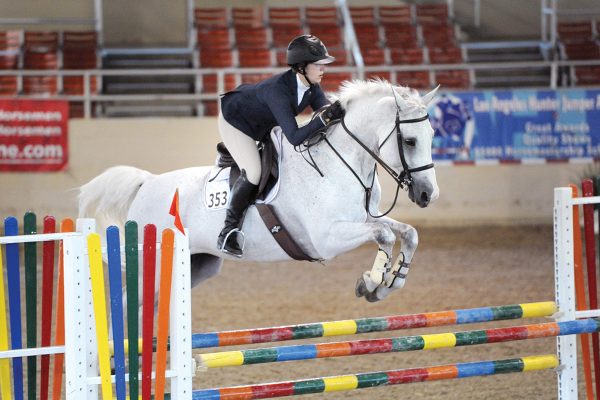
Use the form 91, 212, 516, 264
302, 100, 434, 218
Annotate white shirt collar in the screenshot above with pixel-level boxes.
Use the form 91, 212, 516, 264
296, 74, 310, 105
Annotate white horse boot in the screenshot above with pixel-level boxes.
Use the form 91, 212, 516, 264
362, 248, 390, 293
384, 252, 410, 289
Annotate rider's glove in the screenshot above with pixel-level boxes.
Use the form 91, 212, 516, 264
320, 100, 345, 124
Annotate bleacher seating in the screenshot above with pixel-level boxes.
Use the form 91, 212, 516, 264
23, 31, 59, 95
270, 7, 304, 66
0, 31, 20, 95
557, 20, 600, 86
195, 8, 233, 68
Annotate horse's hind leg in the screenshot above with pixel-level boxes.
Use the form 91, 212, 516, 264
190, 253, 224, 288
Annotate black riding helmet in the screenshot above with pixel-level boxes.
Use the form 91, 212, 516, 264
287, 35, 335, 85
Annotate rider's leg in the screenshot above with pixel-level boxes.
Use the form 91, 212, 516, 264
216, 114, 260, 257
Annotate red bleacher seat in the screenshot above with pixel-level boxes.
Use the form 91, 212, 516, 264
435, 70, 470, 88
23, 76, 58, 95
557, 21, 593, 44
69, 102, 85, 118
421, 23, 456, 47
384, 25, 419, 49
235, 26, 269, 49
390, 47, 424, 65
328, 48, 348, 66
232, 7, 264, 28
197, 27, 230, 50
350, 6, 376, 24
574, 66, 600, 85
0, 76, 18, 96
195, 7, 233, 68
0, 31, 20, 95
362, 47, 386, 65
309, 25, 343, 49
201, 73, 237, 93
415, 3, 449, 24
195, 8, 228, 27
63, 31, 98, 69
269, 7, 302, 27
63, 76, 98, 95
272, 26, 304, 49
428, 45, 463, 64
23, 31, 58, 95
562, 41, 600, 60
396, 71, 430, 89
199, 48, 233, 68
379, 6, 412, 25
238, 49, 272, 67
202, 101, 219, 116
320, 72, 352, 92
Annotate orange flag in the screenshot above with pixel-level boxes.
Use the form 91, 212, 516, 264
169, 189, 185, 235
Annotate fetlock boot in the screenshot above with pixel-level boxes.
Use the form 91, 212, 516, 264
217, 170, 258, 257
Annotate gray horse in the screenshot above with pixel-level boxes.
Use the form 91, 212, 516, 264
79, 80, 440, 302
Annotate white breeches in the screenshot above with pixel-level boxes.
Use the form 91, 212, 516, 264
218, 113, 262, 185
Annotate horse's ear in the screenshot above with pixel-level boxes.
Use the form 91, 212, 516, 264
421, 85, 440, 106
391, 89, 409, 111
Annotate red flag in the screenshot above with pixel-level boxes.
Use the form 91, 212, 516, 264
169, 189, 185, 235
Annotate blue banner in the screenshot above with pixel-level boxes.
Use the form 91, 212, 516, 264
427, 88, 600, 161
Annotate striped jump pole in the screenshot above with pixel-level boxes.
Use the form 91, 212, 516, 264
198, 318, 600, 368
188, 355, 558, 400
192, 301, 556, 349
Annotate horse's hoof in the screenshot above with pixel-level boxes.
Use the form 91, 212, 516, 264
364, 291, 381, 303
355, 277, 367, 298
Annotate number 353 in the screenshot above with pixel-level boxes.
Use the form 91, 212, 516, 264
208, 191, 228, 208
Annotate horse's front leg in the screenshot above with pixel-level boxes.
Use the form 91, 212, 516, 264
367, 217, 419, 302
324, 221, 396, 298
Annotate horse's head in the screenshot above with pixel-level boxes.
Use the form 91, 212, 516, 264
375, 85, 440, 208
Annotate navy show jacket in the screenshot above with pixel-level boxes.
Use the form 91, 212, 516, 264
220, 69, 330, 146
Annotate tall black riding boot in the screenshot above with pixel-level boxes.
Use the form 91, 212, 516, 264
217, 170, 258, 257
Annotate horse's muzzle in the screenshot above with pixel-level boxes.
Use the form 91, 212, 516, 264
408, 185, 433, 208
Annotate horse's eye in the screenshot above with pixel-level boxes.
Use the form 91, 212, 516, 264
404, 138, 416, 147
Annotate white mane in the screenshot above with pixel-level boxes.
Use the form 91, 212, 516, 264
336, 79, 424, 110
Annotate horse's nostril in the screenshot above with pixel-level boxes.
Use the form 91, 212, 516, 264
421, 191, 429, 204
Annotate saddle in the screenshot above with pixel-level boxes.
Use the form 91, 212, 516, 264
215, 139, 278, 201
214, 138, 321, 262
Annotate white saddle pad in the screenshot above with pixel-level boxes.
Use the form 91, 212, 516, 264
204, 128, 283, 211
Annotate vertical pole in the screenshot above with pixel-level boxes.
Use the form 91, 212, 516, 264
541, 0, 547, 42
550, 0, 558, 49
554, 187, 578, 400
62, 235, 88, 400
169, 229, 193, 398
76, 218, 98, 400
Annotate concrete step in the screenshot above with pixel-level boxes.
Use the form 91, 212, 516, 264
100, 103, 197, 117
104, 81, 194, 94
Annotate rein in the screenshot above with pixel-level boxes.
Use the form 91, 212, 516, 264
309, 109, 433, 218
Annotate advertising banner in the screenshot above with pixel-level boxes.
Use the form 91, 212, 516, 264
0, 100, 69, 171
428, 88, 600, 162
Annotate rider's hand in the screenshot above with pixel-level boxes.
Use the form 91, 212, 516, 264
321, 100, 345, 124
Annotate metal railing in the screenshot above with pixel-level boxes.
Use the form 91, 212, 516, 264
1, 58, 599, 118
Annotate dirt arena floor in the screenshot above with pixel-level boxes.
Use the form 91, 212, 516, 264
190, 225, 587, 399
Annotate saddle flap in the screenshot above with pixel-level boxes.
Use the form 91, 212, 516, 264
215, 140, 279, 201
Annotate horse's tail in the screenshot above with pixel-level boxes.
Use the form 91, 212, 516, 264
79, 165, 154, 232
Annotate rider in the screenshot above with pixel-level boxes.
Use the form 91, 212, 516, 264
216, 34, 345, 257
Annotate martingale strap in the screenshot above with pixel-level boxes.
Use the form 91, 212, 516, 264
255, 203, 322, 262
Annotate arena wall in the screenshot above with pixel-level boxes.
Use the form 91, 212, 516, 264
0, 118, 587, 226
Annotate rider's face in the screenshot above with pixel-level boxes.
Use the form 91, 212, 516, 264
305, 63, 326, 84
